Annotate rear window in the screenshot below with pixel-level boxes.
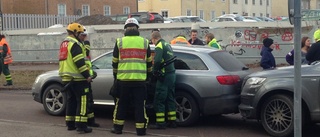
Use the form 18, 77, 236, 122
209, 51, 247, 71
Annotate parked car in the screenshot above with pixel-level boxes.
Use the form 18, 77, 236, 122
169, 16, 205, 23
168, 17, 192, 22
128, 12, 164, 23
243, 16, 263, 22
215, 14, 257, 22
32, 45, 252, 126
163, 17, 173, 23
256, 16, 275, 22
109, 14, 128, 24
239, 64, 320, 137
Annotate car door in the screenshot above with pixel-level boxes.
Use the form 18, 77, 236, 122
91, 52, 115, 105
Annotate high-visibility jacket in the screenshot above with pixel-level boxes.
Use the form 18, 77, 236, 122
170, 36, 190, 45
208, 38, 222, 50
116, 36, 150, 81
83, 41, 93, 76
0, 38, 13, 64
59, 36, 88, 82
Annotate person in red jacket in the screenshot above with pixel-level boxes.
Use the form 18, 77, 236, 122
0, 35, 13, 86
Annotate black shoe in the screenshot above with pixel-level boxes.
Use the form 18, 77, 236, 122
3, 83, 12, 86
166, 121, 177, 128
149, 123, 166, 129
137, 132, 146, 136
110, 128, 122, 134
67, 126, 76, 131
88, 122, 100, 127
77, 127, 92, 134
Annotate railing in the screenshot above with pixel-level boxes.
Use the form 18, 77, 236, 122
1, 14, 82, 30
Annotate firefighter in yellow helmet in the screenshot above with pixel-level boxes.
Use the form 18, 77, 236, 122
59, 22, 92, 133
111, 18, 152, 136
0, 34, 13, 86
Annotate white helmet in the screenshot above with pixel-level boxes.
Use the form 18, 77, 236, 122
124, 18, 139, 29
80, 26, 88, 35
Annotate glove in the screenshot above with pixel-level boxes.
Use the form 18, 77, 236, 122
153, 70, 164, 82
92, 71, 97, 79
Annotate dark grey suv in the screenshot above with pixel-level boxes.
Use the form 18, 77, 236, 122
32, 45, 251, 126
239, 64, 320, 137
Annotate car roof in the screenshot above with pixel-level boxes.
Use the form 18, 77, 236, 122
150, 44, 219, 54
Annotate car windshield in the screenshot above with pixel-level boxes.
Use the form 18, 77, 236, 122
234, 16, 244, 21
209, 51, 247, 71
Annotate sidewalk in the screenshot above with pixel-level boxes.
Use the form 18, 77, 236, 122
0, 119, 172, 137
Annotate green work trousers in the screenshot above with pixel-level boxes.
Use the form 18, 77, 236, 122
0, 60, 12, 84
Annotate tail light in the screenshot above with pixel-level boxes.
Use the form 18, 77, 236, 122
149, 13, 155, 21
216, 75, 240, 85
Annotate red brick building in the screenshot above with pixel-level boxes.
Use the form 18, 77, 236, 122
0, 0, 137, 15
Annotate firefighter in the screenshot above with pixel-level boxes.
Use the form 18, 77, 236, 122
0, 34, 13, 86
78, 28, 100, 127
59, 22, 92, 134
149, 31, 177, 129
170, 34, 190, 45
111, 18, 152, 136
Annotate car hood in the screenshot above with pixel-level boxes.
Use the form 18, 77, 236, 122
247, 65, 314, 78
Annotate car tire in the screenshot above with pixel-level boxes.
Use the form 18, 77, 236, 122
260, 94, 294, 137
42, 84, 66, 116
175, 91, 199, 126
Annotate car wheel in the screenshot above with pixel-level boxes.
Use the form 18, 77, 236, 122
260, 94, 294, 137
175, 92, 199, 126
42, 84, 66, 116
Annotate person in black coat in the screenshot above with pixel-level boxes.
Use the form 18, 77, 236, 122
260, 38, 276, 70
306, 29, 320, 65
188, 29, 204, 45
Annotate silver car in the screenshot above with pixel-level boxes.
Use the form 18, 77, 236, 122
32, 45, 251, 126
239, 64, 320, 137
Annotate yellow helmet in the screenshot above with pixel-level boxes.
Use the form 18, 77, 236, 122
314, 29, 320, 42
67, 23, 85, 33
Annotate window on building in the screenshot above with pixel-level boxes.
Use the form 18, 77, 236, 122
260, 0, 262, 5
123, 6, 130, 14
267, 0, 269, 6
187, 9, 192, 16
211, 11, 215, 20
221, 0, 225, 2
222, 11, 226, 15
233, 0, 238, 4
260, 13, 263, 17
58, 4, 66, 16
253, 13, 256, 16
253, 0, 255, 5
161, 10, 168, 18
138, 0, 144, 2
211, 0, 215, 2
245, 0, 248, 4
199, 10, 204, 19
266, 13, 270, 17
104, 5, 111, 16
82, 5, 90, 16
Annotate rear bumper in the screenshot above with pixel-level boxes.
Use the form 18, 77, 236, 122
202, 95, 240, 115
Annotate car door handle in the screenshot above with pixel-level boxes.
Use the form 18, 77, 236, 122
310, 79, 317, 81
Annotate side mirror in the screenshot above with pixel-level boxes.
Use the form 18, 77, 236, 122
288, 0, 294, 25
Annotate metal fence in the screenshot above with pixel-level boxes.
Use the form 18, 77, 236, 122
1, 14, 82, 30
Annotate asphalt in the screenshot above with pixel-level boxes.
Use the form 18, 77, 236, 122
0, 119, 175, 137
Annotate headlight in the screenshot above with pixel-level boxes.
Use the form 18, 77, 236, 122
246, 77, 266, 85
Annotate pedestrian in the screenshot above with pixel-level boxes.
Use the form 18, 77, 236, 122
170, 34, 190, 45
149, 31, 177, 129
205, 33, 222, 49
149, 29, 160, 45
111, 18, 152, 136
0, 34, 13, 86
188, 29, 204, 45
286, 36, 311, 65
260, 38, 276, 70
58, 22, 92, 133
306, 29, 320, 65
78, 28, 100, 127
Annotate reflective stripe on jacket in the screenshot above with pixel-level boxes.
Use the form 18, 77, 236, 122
116, 36, 149, 81
208, 38, 222, 50
0, 38, 13, 64
59, 36, 87, 81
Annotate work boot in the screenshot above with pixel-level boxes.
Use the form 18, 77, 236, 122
166, 121, 177, 128
87, 118, 100, 127
66, 121, 76, 131
136, 128, 146, 136
3, 83, 12, 86
149, 123, 166, 129
110, 124, 123, 134
76, 123, 92, 134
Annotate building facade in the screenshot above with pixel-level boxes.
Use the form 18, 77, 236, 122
229, 0, 272, 17
138, 0, 229, 21
0, 0, 137, 16
272, 0, 312, 17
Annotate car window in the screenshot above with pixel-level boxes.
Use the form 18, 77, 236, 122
174, 52, 208, 70
92, 53, 113, 69
152, 13, 163, 19
209, 51, 247, 71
